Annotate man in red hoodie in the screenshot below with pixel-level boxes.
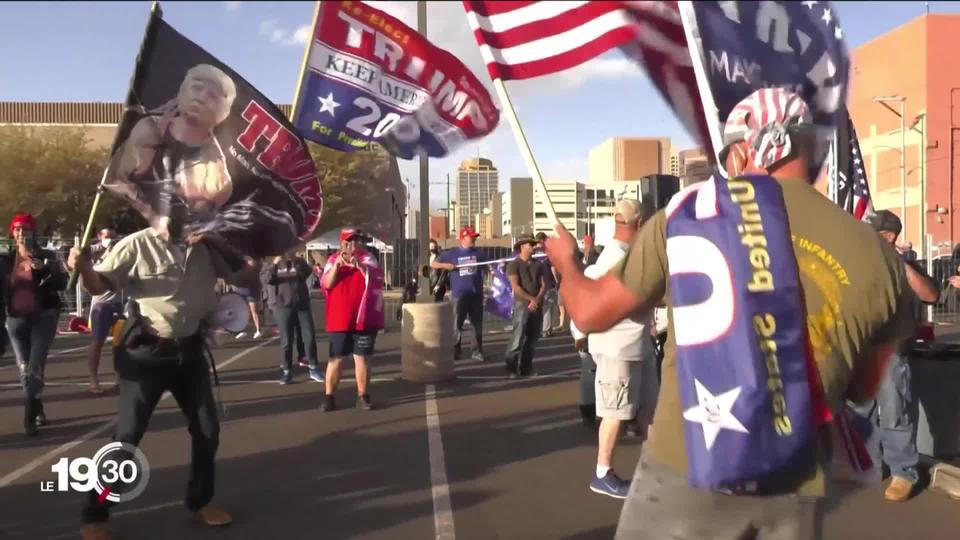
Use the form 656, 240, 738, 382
320, 229, 385, 411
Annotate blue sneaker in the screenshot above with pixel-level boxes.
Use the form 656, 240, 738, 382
590, 471, 630, 499
280, 369, 293, 385
309, 368, 324, 383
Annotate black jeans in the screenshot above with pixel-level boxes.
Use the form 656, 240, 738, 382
454, 293, 484, 353
274, 306, 318, 370
504, 301, 542, 375
81, 343, 219, 523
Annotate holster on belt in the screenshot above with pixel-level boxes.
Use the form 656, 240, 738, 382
113, 299, 199, 375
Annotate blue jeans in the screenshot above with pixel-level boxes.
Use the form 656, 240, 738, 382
541, 289, 558, 333
578, 351, 596, 406
504, 301, 542, 375
273, 306, 319, 371
5, 309, 59, 400
854, 352, 919, 484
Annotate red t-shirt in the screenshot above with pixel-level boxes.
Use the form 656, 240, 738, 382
324, 262, 367, 333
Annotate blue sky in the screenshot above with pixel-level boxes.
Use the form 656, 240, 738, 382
1, 1, 956, 211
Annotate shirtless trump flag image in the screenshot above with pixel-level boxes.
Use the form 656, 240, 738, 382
102, 5, 323, 258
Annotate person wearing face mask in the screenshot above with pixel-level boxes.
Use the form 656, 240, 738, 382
86, 227, 124, 395
427, 239, 449, 302
69, 214, 260, 539
263, 247, 322, 384
0, 213, 68, 437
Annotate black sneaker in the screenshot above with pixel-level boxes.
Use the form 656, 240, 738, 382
320, 395, 336, 412
357, 394, 374, 410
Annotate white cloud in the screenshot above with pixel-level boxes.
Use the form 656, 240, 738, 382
224, 1, 242, 12
259, 20, 311, 47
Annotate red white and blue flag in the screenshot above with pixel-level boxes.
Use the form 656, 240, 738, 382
292, 1, 500, 159
463, 0, 714, 156
834, 111, 875, 220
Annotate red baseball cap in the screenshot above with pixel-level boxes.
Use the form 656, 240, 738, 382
459, 226, 479, 240
340, 229, 361, 242
9, 213, 36, 235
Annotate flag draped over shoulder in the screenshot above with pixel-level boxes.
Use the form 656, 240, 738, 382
102, 10, 323, 258
292, 1, 500, 159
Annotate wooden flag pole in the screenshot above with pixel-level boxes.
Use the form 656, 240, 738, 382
290, 0, 322, 120
491, 78, 559, 227
68, 0, 162, 291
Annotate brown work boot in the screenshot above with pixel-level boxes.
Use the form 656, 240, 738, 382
194, 505, 233, 526
884, 476, 914, 502
80, 522, 112, 540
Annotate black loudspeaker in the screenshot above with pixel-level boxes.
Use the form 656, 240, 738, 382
640, 175, 680, 210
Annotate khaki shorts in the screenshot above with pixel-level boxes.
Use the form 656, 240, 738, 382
594, 354, 644, 421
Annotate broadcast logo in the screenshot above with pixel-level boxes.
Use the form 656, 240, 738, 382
41, 442, 150, 503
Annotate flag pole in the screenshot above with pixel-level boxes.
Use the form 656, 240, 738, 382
491, 78, 560, 227
290, 0, 321, 120
68, 0, 163, 291
676, 1, 724, 165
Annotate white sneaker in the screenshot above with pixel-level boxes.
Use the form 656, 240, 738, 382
235, 332, 248, 339
253, 331, 263, 339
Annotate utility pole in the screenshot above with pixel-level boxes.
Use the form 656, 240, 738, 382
416, 0, 430, 302
446, 173, 451, 236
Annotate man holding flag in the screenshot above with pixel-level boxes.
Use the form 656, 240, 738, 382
548, 88, 917, 540
69, 4, 325, 538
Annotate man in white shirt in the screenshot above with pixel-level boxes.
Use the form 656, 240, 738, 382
574, 199, 658, 499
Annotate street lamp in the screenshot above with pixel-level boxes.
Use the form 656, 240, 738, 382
873, 95, 907, 241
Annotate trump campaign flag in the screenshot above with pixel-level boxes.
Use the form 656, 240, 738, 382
292, 1, 500, 159
102, 7, 323, 258
680, 0, 851, 172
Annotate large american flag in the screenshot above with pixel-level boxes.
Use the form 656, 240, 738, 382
834, 112, 874, 220
462, 0, 713, 155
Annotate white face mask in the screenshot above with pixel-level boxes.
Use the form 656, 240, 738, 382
101, 238, 113, 248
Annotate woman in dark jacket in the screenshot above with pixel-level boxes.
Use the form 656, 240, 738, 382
262, 250, 322, 384
0, 214, 68, 436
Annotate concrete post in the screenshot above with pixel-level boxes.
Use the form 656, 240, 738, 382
401, 302, 456, 383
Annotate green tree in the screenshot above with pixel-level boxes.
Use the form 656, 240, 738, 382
306, 141, 399, 241
0, 126, 145, 241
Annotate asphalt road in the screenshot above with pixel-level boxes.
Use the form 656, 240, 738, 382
0, 299, 958, 539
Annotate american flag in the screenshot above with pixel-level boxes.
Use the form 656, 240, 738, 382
835, 112, 874, 220
462, 0, 713, 154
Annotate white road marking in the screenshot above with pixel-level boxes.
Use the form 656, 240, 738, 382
426, 384, 456, 540
0, 338, 276, 489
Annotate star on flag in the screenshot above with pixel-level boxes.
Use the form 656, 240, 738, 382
682, 379, 749, 451
317, 92, 340, 116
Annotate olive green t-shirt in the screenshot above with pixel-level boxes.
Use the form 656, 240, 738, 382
611, 179, 915, 496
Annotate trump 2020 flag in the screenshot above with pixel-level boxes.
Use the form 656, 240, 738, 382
292, 1, 500, 159
680, 0, 851, 174
102, 7, 323, 258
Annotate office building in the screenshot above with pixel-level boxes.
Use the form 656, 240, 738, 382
429, 213, 448, 241
455, 157, 499, 230
678, 148, 712, 187
404, 209, 421, 240
534, 180, 586, 238
588, 137, 673, 184
846, 14, 960, 251
501, 177, 534, 240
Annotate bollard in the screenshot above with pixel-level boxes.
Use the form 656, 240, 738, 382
401, 302, 456, 383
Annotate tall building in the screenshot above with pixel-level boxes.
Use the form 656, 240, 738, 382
678, 148, 712, 187
847, 14, 960, 252
588, 137, 673, 184
456, 157, 499, 230
501, 177, 534, 240
486, 192, 503, 238
534, 180, 586, 238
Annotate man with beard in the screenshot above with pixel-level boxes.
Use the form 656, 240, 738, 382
70, 214, 259, 540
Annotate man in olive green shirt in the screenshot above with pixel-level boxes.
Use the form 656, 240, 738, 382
546, 90, 915, 540
70, 225, 257, 540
